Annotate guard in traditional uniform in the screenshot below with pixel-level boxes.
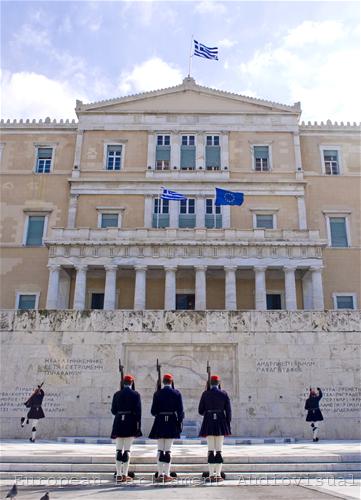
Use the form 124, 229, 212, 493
111, 374, 142, 483
149, 373, 184, 482
21, 385, 45, 442
198, 374, 231, 482
305, 387, 323, 442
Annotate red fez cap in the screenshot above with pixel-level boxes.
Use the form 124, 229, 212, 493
123, 374, 134, 383
211, 375, 220, 382
163, 373, 173, 382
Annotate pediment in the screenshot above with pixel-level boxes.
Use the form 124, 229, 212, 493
76, 78, 300, 116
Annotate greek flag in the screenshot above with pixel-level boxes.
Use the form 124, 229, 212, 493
194, 40, 218, 60
161, 187, 187, 201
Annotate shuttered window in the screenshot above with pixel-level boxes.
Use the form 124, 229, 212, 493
26, 216, 45, 246
329, 217, 348, 247
101, 214, 119, 228
181, 135, 195, 169
156, 136, 171, 170
336, 295, 354, 309
18, 294, 37, 310
256, 214, 274, 229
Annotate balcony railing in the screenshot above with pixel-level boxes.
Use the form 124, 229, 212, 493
46, 227, 324, 244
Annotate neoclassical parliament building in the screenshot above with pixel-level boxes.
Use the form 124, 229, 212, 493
1, 77, 360, 313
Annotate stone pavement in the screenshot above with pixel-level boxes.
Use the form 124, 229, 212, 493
0, 440, 360, 499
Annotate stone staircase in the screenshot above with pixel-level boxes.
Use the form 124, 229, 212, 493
1, 441, 360, 482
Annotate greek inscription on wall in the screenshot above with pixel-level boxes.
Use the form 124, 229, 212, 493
256, 359, 316, 373
303, 387, 361, 414
41, 358, 104, 377
0, 387, 64, 414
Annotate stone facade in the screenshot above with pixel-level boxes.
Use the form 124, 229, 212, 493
0, 77, 360, 312
0, 310, 360, 439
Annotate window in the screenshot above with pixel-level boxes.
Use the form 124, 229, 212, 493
206, 136, 221, 170
266, 293, 282, 310
16, 293, 38, 310
329, 217, 349, 247
101, 213, 119, 228
35, 147, 53, 173
205, 198, 222, 228
179, 198, 195, 228
106, 145, 122, 170
321, 147, 341, 175
25, 216, 45, 246
253, 146, 270, 171
156, 135, 170, 170
181, 135, 196, 170
256, 214, 274, 229
333, 294, 357, 310
153, 198, 169, 228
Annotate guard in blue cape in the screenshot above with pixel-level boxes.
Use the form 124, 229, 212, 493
21, 384, 45, 443
305, 387, 323, 442
111, 374, 142, 483
149, 373, 184, 482
198, 374, 231, 482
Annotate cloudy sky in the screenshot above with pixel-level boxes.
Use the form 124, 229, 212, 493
1, 0, 360, 122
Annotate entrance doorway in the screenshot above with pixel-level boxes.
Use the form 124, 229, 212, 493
176, 294, 195, 310
266, 293, 282, 310
91, 293, 104, 309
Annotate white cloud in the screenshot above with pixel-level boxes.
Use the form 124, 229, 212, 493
195, 1, 227, 15
239, 21, 360, 121
0, 71, 84, 119
218, 38, 237, 49
118, 58, 183, 95
284, 20, 346, 48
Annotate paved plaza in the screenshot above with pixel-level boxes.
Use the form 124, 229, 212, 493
0, 440, 360, 499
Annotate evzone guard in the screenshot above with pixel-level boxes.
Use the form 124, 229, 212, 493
21, 383, 45, 442
149, 360, 184, 483
111, 361, 142, 483
305, 387, 323, 442
198, 362, 231, 482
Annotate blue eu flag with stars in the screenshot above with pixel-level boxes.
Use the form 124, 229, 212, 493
215, 188, 244, 206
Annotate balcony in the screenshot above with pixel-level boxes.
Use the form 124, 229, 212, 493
46, 227, 323, 245
145, 168, 230, 180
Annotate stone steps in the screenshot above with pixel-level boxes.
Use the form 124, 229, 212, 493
1, 461, 360, 473
57, 436, 295, 445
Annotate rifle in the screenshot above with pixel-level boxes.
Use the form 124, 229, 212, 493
119, 359, 124, 390
156, 359, 162, 391
24, 381, 44, 407
206, 360, 211, 390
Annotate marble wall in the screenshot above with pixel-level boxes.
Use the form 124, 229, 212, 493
0, 310, 360, 439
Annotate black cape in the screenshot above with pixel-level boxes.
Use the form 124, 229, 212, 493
25, 390, 45, 420
149, 386, 184, 439
110, 386, 142, 439
305, 389, 324, 422
198, 387, 232, 437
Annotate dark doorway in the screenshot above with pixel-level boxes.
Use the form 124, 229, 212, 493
266, 294, 282, 310
176, 294, 195, 310
91, 293, 104, 309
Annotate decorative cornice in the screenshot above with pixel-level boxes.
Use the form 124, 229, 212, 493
300, 120, 360, 131
0, 117, 78, 129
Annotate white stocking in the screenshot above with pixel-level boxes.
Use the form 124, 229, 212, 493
31, 419, 38, 440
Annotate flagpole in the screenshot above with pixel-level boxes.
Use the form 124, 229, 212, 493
157, 186, 161, 229
188, 34, 194, 77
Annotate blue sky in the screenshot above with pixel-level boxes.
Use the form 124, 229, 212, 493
1, 1, 360, 121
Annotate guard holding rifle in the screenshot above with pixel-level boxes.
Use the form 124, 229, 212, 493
21, 383, 45, 443
111, 361, 142, 483
198, 362, 231, 482
149, 360, 184, 482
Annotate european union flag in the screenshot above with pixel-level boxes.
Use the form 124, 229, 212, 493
215, 188, 244, 206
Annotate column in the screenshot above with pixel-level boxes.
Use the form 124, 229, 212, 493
222, 205, 231, 228
195, 265, 207, 310
72, 131, 83, 176
310, 266, 324, 310
195, 196, 205, 228
284, 265, 297, 311
254, 266, 267, 310
134, 265, 147, 310
170, 133, 180, 169
169, 201, 178, 228
224, 266, 237, 310
144, 196, 153, 228
293, 133, 303, 173
147, 133, 156, 169
164, 266, 177, 310
221, 132, 229, 170
196, 133, 205, 169
73, 265, 88, 310
297, 195, 307, 230
104, 265, 117, 310
46, 264, 61, 309
67, 194, 79, 228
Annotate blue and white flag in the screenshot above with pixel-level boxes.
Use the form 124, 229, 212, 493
215, 188, 244, 206
161, 187, 187, 201
194, 40, 218, 60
